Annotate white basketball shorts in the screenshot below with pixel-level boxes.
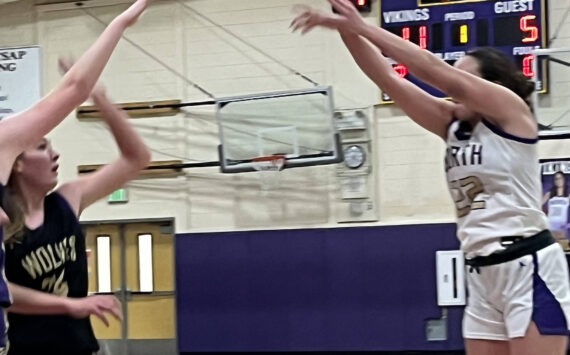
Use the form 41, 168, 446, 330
463, 242, 570, 340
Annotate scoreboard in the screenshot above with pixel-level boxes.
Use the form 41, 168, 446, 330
379, 0, 548, 104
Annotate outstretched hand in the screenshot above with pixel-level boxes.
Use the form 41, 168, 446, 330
290, 0, 367, 35
290, 5, 337, 34
67, 295, 122, 327
328, 0, 366, 29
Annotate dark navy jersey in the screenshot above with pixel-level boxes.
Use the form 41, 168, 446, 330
0, 185, 10, 305
0, 184, 10, 354
5, 192, 98, 353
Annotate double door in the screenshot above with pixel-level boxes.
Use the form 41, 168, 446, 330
83, 220, 176, 354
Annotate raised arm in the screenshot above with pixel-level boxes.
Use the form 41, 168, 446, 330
57, 85, 151, 215
331, 0, 535, 137
0, 0, 148, 184
338, 31, 454, 138
291, 4, 454, 138
292, 0, 536, 138
357, 26, 534, 134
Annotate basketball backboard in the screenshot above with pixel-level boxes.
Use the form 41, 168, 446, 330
216, 86, 342, 173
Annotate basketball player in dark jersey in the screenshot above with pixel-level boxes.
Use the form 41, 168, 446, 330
0, 1, 148, 353
292, 1, 570, 354
2, 63, 151, 353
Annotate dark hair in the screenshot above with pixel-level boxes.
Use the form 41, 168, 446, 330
466, 47, 535, 107
549, 171, 569, 198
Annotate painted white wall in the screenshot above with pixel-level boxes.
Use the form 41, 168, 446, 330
0, 0, 36, 46
537, 0, 570, 159
1, 0, 568, 233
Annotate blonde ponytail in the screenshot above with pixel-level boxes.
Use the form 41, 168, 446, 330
2, 185, 26, 244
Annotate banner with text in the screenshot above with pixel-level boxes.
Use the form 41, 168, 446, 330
0, 46, 41, 120
541, 160, 570, 246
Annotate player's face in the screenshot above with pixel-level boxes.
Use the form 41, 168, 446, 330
454, 55, 482, 78
554, 173, 565, 188
13, 138, 60, 191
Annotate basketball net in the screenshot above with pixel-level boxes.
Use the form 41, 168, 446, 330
252, 155, 285, 190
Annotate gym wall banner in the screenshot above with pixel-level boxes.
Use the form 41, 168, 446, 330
0, 46, 41, 121
541, 160, 570, 248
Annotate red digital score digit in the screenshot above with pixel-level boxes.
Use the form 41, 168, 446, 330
419, 25, 427, 49
522, 54, 535, 77
394, 64, 408, 78
401, 26, 428, 49
520, 15, 539, 43
397, 28, 411, 78
402, 27, 410, 41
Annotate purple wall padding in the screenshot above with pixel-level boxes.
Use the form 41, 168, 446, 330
175, 224, 465, 352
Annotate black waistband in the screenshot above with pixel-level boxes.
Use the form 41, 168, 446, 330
465, 230, 555, 267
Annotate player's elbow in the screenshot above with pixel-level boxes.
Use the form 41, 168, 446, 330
138, 147, 151, 169
64, 77, 91, 105
127, 146, 151, 171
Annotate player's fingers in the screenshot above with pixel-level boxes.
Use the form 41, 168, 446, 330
94, 309, 110, 327
330, 0, 353, 15
290, 12, 310, 28
110, 299, 122, 321
108, 308, 121, 321
328, 0, 346, 15
290, 17, 300, 29
301, 22, 318, 35
339, 0, 356, 11
291, 18, 308, 33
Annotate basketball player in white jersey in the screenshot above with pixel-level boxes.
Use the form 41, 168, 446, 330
292, 1, 570, 354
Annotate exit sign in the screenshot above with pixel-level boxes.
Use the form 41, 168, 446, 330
108, 188, 128, 204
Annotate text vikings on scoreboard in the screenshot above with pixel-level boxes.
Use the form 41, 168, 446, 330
379, 0, 547, 104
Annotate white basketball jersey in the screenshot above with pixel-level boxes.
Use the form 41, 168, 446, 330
445, 119, 548, 258
548, 196, 570, 231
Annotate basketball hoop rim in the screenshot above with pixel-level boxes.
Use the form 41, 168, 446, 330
251, 154, 286, 172
251, 154, 286, 162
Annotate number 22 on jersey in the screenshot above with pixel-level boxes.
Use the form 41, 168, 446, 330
450, 176, 486, 217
